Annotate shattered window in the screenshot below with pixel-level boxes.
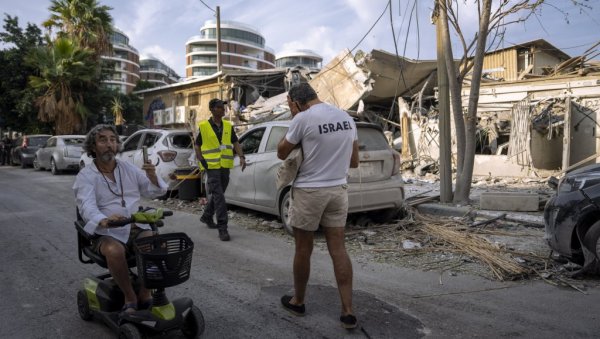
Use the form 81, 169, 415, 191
240, 128, 265, 154
265, 127, 288, 152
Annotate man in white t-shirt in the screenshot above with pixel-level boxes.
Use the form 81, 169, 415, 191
277, 83, 360, 329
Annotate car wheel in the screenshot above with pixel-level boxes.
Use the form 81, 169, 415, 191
20, 156, 27, 168
370, 207, 406, 224
583, 221, 600, 260
51, 158, 60, 175
279, 190, 293, 236
33, 156, 41, 171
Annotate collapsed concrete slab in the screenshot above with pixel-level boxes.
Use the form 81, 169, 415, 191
479, 191, 539, 212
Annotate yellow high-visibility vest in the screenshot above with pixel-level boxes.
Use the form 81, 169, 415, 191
198, 120, 234, 169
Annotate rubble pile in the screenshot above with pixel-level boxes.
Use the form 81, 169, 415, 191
145, 191, 598, 290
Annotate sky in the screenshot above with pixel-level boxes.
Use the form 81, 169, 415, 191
1, 0, 599, 78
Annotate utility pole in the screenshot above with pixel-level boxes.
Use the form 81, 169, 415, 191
215, 6, 223, 100
435, 0, 453, 203
216, 6, 222, 73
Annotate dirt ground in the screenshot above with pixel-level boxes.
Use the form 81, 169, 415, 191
145, 173, 600, 293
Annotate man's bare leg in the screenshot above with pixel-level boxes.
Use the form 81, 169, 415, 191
323, 226, 354, 316
101, 238, 137, 309
290, 228, 314, 305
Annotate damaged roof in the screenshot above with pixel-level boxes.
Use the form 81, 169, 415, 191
309, 49, 438, 110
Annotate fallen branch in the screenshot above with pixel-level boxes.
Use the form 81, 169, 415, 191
470, 213, 506, 228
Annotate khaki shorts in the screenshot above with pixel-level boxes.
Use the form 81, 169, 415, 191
289, 185, 348, 231
91, 226, 153, 256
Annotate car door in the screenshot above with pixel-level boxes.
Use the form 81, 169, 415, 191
226, 127, 266, 205
117, 132, 143, 166
253, 125, 289, 208
39, 137, 56, 168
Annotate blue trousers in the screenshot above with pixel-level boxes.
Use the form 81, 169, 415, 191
203, 168, 230, 230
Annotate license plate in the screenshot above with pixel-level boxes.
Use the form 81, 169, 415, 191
358, 161, 381, 176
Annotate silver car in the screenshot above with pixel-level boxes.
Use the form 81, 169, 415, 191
224, 121, 405, 234
34, 135, 85, 174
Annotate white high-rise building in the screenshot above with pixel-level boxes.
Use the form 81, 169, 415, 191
185, 20, 276, 78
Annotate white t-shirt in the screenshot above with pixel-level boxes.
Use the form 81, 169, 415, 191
285, 102, 358, 188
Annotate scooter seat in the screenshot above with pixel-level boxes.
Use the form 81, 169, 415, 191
75, 217, 137, 269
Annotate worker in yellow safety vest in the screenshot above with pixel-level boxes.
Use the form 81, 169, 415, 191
194, 98, 246, 241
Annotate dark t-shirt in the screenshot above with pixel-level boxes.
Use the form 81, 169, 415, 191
195, 118, 238, 147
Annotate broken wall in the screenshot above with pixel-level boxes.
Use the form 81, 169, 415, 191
568, 97, 600, 167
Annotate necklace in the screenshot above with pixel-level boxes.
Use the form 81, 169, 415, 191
97, 161, 126, 207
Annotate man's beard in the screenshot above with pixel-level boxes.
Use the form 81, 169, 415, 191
98, 151, 115, 162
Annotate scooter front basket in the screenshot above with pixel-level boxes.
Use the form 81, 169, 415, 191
134, 233, 194, 289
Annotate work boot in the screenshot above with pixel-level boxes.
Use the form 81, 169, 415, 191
200, 215, 218, 229
218, 229, 230, 241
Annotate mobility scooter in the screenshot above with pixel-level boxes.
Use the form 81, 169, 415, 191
75, 207, 205, 338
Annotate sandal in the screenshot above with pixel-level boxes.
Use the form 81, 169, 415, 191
340, 314, 358, 329
280, 295, 305, 316
121, 302, 137, 314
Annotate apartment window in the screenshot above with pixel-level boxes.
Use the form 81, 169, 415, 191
189, 92, 199, 106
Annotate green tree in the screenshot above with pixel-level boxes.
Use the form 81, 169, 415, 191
27, 37, 96, 134
0, 15, 48, 133
30, 0, 114, 134
43, 0, 113, 59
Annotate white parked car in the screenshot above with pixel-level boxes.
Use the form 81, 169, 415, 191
80, 130, 194, 190
224, 120, 405, 234
34, 135, 85, 174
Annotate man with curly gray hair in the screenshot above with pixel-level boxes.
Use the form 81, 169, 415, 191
82, 124, 121, 159
73, 124, 167, 314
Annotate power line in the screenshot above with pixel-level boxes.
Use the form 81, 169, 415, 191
314, 1, 390, 79
199, 0, 215, 13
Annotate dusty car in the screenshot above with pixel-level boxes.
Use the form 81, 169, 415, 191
116, 129, 194, 190
544, 163, 600, 275
10, 134, 52, 168
224, 120, 405, 234
34, 135, 85, 174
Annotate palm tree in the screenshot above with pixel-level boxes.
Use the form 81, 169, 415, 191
27, 37, 95, 134
43, 0, 113, 59
111, 95, 125, 125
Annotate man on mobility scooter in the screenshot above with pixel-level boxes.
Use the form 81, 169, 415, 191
73, 125, 205, 338
74, 124, 167, 313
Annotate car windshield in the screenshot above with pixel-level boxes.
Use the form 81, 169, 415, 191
170, 134, 193, 149
64, 138, 84, 146
357, 127, 389, 151
29, 136, 50, 147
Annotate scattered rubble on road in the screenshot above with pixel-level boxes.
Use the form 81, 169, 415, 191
145, 174, 600, 293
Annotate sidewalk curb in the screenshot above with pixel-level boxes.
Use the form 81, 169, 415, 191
415, 202, 545, 228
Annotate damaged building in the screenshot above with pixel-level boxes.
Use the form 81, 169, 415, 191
137, 38, 600, 178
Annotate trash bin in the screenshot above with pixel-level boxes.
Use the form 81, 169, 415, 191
175, 168, 201, 201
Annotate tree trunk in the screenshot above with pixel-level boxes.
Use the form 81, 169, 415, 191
440, 0, 465, 176
453, 0, 492, 204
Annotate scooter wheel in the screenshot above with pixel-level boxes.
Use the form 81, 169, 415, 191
181, 305, 205, 338
77, 290, 93, 321
118, 323, 142, 339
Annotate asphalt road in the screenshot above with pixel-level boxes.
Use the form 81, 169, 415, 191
1, 165, 599, 338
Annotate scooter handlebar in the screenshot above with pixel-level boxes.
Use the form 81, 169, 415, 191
105, 209, 173, 228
